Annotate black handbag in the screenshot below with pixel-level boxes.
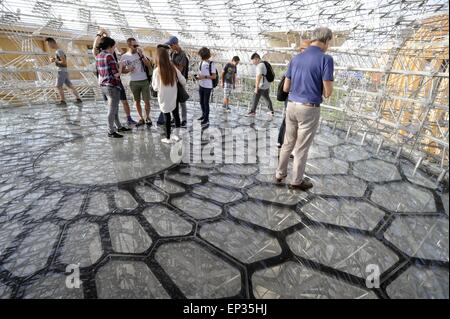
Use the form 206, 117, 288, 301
176, 76, 189, 103
277, 75, 289, 101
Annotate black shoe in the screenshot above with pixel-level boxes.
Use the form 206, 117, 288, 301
181, 120, 187, 128
197, 116, 204, 121
108, 132, 124, 138
274, 176, 285, 184
56, 100, 67, 106
145, 119, 153, 127
289, 180, 313, 191
201, 120, 209, 126
75, 99, 83, 104
118, 127, 132, 132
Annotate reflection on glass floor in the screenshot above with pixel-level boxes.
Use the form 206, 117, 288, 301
0, 101, 448, 299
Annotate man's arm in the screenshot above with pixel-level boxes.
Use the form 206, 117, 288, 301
255, 74, 262, 91
322, 56, 334, 98
323, 81, 333, 98
283, 78, 291, 93
141, 56, 153, 68
56, 54, 67, 68
220, 71, 225, 86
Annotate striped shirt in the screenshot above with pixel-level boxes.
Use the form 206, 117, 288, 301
96, 51, 121, 87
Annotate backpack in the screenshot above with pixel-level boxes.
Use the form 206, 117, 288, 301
200, 61, 219, 88
277, 75, 289, 101
262, 61, 275, 83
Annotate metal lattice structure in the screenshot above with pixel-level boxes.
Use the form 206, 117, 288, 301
0, 0, 448, 181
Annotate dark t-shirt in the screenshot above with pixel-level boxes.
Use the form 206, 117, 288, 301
223, 63, 237, 84
170, 50, 189, 79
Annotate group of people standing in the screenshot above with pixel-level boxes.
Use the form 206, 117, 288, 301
91, 32, 240, 142
46, 26, 335, 191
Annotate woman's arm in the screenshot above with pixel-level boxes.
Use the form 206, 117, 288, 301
152, 69, 159, 91
92, 35, 101, 56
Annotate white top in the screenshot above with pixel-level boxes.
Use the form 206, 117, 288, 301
198, 60, 216, 89
256, 62, 270, 90
152, 67, 186, 113
120, 52, 148, 82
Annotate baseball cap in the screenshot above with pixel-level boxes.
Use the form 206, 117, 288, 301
165, 36, 179, 46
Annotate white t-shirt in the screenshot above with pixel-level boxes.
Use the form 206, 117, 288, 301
152, 67, 186, 113
120, 52, 148, 82
198, 61, 216, 89
256, 62, 270, 90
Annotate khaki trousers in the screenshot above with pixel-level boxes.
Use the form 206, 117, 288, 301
276, 102, 321, 185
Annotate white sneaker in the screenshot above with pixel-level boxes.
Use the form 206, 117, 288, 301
161, 138, 173, 144
171, 135, 180, 142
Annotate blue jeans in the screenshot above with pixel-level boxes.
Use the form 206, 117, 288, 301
199, 86, 212, 122
101, 86, 121, 134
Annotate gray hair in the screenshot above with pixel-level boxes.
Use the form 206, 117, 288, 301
311, 27, 333, 43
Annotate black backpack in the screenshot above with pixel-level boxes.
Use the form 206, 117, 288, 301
262, 61, 275, 83
277, 75, 289, 101
200, 61, 219, 88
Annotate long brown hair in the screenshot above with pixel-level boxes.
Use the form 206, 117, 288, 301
156, 47, 176, 86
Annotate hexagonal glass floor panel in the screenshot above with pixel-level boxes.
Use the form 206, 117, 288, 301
371, 182, 436, 213
108, 216, 152, 254
386, 265, 449, 299
384, 216, 448, 261
287, 227, 399, 279
247, 185, 308, 205
155, 241, 241, 298
143, 206, 193, 237
229, 201, 302, 231
96, 260, 169, 299
352, 159, 401, 182
301, 198, 385, 231
171, 195, 222, 219
253, 262, 377, 299
200, 220, 282, 263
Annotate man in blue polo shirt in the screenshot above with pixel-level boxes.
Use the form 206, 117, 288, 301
275, 27, 334, 190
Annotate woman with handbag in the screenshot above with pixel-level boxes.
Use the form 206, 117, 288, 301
152, 47, 187, 144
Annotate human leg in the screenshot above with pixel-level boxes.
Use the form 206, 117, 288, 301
290, 106, 321, 185
249, 89, 262, 114
261, 89, 274, 113
275, 102, 298, 180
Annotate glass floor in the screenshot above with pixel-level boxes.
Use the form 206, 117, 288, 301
0, 101, 448, 299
